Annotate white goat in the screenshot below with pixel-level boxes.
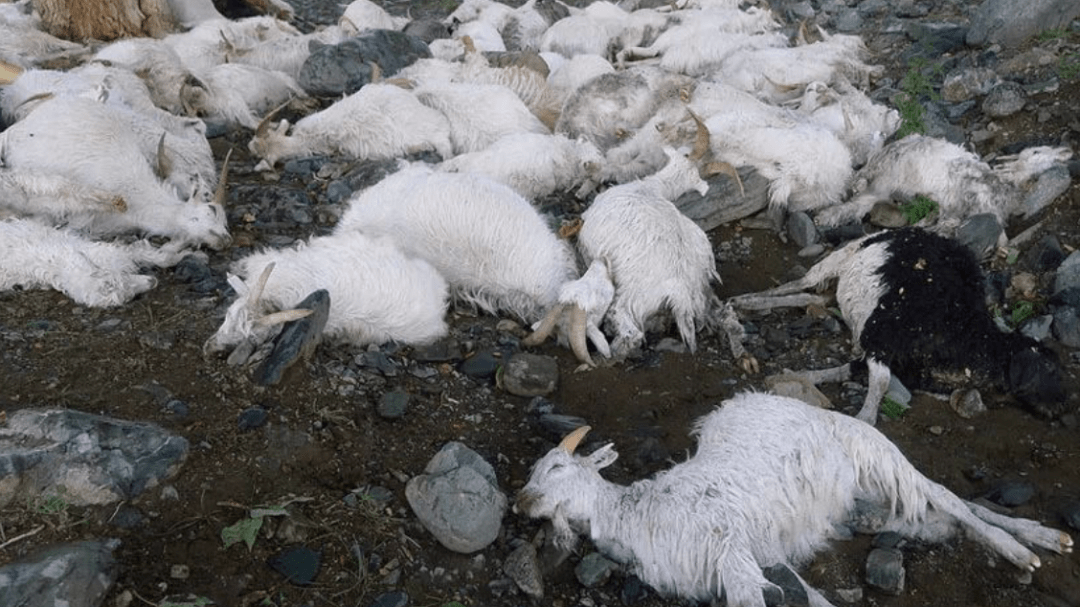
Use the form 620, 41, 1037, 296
436, 132, 603, 200
572, 147, 731, 359
248, 83, 454, 170
414, 81, 551, 155
0, 167, 127, 221
517, 394, 1073, 607
0, 22, 88, 70
335, 164, 579, 324
93, 38, 199, 115
792, 78, 900, 167
711, 32, 884, 105
203, 233, 450, 359
180, 63, 308, 131
0, 218, 193, 307
0, 96, 230, 250
814, 134, 1074, 229
340, 0, 410, 33
521, 257, 615, 367
729, 227, 1066, 424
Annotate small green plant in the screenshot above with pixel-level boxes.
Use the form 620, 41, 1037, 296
34, 493, 70, 516
894, 58, 942, 138
220, 504, 289, 551
899, 195, 939, 224
1037, 28, 1069, 41
1059, 53, 1080, 82
159, 595, 214, 607
880, 396, 908, 420
1010, 300, 1037, 327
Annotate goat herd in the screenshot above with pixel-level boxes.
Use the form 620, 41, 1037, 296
1, 0, 1077, 604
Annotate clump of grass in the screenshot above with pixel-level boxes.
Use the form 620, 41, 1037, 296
893, 58, 942, 138
880, 396, 908, 420
899, 195, 939, 224
1059, 53, 1080, 82
1010, 300, 1037, 327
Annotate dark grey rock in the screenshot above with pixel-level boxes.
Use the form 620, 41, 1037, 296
0, 408, 188, 507
0, 540, 119, 607
505, 542, 544, 599
1020, 314, 1053, 342
941, 67, 1000, 103
967, 0, 1080, 48
412, 340, 464, 363
786, 212, 819, 248
405, 442, 506, 553
500, 353, 559, 397
986, 480, 1036, 507
268, 545, 321, 586
1058, 501, 1080, 532
172, 254, 220, 293
865, 548, 905, 595
575, 552, 619, 588
1053, 251, 1080, 295
620, 574, 648, 604
108, 504, 146, 529
1052, 305, 1080, 348
1020, 164, 1072, 219
377, 388, 410, 419
873, 531, 903, 549
238, 406, 269, 431
1024, 235, 1066, 272
403, 18, 449, 43
982, 81, 1027, 117
868, 201, 907, 228
356, 350, 401, 376
459, 349, 500, 379
833, 9, 863, 32
674, 166, 770, 232
955, 213, 1002, 259
255, 289, 330, 386
762, 563, 809, 606
299, 31, 432, 97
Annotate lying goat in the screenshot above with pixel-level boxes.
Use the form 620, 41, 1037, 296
729, 227, 1065, 424
0, 217, 192, 307
204, 233, 449, 362
517, 392, 1073, 607
336, 164, 579, 325
248, 82, 454, 170
814, 134, 1073, 229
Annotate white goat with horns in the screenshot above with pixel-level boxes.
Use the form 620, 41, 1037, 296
516, 392, 1073, 607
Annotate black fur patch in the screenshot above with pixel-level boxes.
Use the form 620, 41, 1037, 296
858, 228, 1062, 414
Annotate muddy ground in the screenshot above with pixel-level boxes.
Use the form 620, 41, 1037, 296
4, 2, 1080, 607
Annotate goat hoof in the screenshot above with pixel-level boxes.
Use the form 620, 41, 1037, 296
739, 354, 760, 375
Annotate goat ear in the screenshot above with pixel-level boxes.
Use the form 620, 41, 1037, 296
586, 443, 618, 470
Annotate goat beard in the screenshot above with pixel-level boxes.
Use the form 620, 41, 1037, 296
550, 506, 580, 553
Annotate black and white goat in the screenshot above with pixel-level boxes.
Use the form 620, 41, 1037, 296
729, 227, 1065, 424
516, 393, 1073, 607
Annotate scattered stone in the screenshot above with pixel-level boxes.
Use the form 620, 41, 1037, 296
1024, 235, 1066, 272
172, 254, 220, 293
170, 564, 190, 579
762, 563, 809, 606
621, 574, 649, 604
0, 408, 188, 507
966, 0, 1080, 48
504, 542, 544, 599
164, 399, 190, 420
377, 388, 410, 419
238, 406, 269, 431
1058, 501, 1080, 532
674, 167, 770, 232
981, 81, 1027, 117
412, 340, 464, 363
255, 289, 330, 386
499, 352, 558, 397
0, 540, 119, 607
107, 504, 146, 529
1020, 314, 1053, 341
955, 214, 1003, 259
459, 349, 499, 379
786, 212, 819, 248
267, 545, 321, 586
865, 548, 905, 595
869, 201, 907, 228
941, 66, 1001, 103
299, 30, 432, 96
1019, 164, 1072, 219
1051, 305, 1080, 348
405, 442, 507, 553
368, 590, 409, 607
834, 587, 863, 603
575, 552, 619, 588
986, 480, 1036, 507
356, 350, 401, 376
949, 388, 986, 419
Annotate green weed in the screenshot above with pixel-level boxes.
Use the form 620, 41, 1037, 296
880, 396, 908, 420
900, 195, 939, 224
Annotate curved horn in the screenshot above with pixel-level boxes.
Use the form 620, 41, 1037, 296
461, 35, 476, 54
255, 99, 290, 138
369, 61, 382, 83
249, 262, 276, 312
568, 304, 594, 367
0, 60, 23, 85
558, 425, 591, 454
214, 148, 232, 206
521, 303, 566, 346
156, 133, 172, 180
12, 91, 55, 115
796, 19, 809, 45
687, 108, 711, 162
255, 308, 314, 327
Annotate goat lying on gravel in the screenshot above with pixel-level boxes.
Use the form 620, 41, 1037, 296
204, 233, 450, 362
516, 392, 1073, 607
814, 134, 1073, 229
0, 217, 193, 307
728, 227, 1065, 424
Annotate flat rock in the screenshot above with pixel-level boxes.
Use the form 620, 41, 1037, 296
0, 540, 119, 607
0, 408, 188, 507
967, 0, 1080, 48
500, 352, 559, 397
255, 289, 330, 386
